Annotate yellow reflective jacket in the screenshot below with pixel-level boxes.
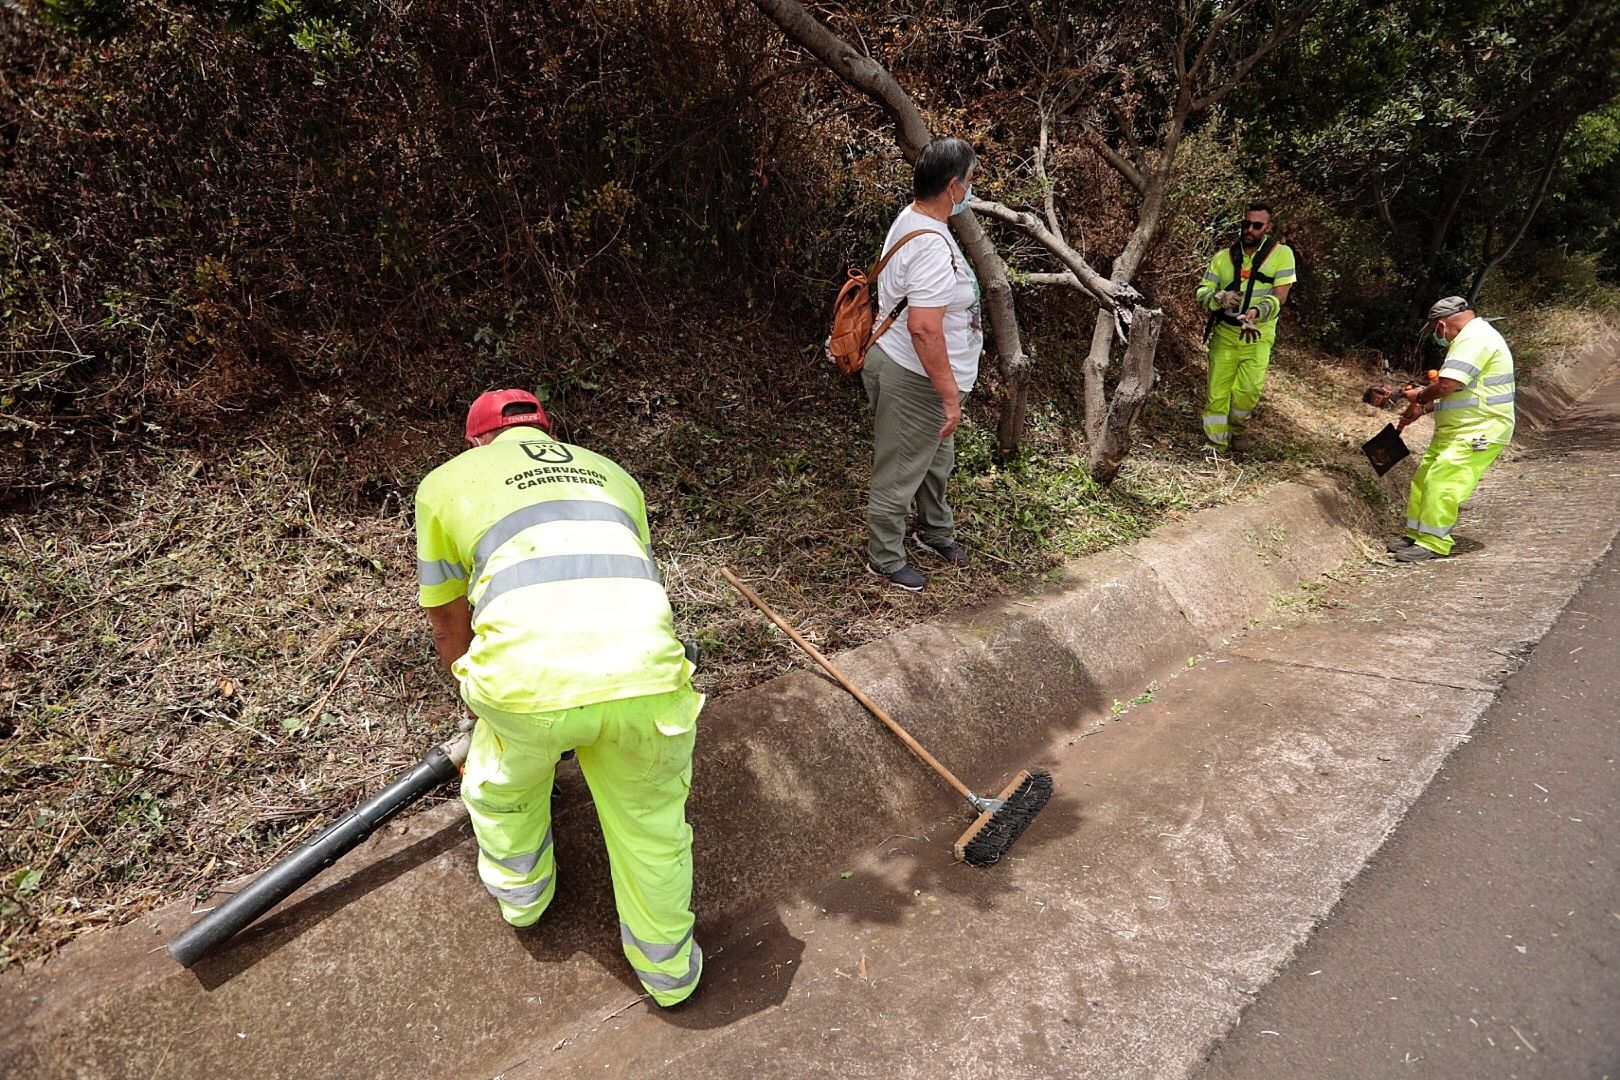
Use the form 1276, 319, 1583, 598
1435, 318, 1516, 446
414, 427, 688, 713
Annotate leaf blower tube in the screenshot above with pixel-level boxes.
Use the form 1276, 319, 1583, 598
167, 732, 470, 968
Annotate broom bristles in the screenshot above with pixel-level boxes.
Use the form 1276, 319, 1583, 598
953, 769, 1054, 867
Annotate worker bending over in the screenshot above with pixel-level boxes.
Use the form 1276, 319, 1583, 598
414, 389, 703, 1006
1195, 203, 1298, 453
1389, 297, 1516, 563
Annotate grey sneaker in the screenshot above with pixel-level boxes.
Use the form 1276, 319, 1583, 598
1393, 544, 1442, 563
910, 532, 971, 568
1386, 536, 1416, 552
867, 561, 926, 591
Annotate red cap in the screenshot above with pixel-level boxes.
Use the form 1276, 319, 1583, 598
465, 389, 551, 444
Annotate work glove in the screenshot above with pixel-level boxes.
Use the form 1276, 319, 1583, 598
1238, 311, 1261, 343
1212, 289, 1243, 313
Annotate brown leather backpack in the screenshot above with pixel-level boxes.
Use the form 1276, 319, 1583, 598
825, 229, 935, 374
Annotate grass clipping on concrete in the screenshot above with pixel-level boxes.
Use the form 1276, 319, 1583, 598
1, 298, 1610, 969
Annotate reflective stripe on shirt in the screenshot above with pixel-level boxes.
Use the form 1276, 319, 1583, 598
473, 553, 662, 621
418, 558, 467, 587
471, 499, 643, 587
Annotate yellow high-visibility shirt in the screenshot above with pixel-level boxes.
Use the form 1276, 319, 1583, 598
1195, 242, 1298, 344
1435, 318, 1516, 446
414, 427, 687, 713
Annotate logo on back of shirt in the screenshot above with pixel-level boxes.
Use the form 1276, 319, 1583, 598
521, 441, 573, 463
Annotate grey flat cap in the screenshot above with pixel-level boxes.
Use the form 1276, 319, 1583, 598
1425, 295, 1471, 320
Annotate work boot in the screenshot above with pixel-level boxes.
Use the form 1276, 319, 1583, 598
1386, 536, 1416, 552
910, 532, 971, 568
1393, 544, 1443, 563
1231, 433, 1254, 455
867, 561, 926, 591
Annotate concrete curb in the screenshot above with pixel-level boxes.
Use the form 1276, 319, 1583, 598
2, 344, 1610, 1079
694, 476, 1366, 930
1516, 323, 1620, 428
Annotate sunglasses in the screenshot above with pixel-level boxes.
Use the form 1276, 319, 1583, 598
1241, 220, 1267, 230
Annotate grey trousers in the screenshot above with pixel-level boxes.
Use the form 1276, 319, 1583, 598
862, 343, 964, 572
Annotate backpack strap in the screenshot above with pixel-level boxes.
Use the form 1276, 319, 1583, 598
870, 228, 938, 280
1217, 235, 1279, 326
864, 228, 952, 355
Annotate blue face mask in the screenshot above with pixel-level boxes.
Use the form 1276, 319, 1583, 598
950, 182, 973, 217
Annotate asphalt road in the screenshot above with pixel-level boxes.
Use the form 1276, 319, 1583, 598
1200, 542, 1620, 1080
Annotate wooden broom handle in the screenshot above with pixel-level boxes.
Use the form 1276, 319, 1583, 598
719, 566, 973, 801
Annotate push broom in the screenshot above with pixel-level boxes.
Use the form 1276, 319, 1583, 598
720, 567, 1051, 866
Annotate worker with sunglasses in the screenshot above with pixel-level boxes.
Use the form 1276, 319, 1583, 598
1195, 203, 1298, 454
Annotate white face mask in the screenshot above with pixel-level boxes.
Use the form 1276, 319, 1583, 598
950, 180, 974, 217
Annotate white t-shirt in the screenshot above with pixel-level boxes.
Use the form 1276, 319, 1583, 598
873, 206, 983, 393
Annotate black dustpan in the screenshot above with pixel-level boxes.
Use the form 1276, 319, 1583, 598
1361, 423, 1410, 476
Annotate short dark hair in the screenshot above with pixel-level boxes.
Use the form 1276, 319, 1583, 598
1246, 202, 1273, 219
914, 138, 978, 201
501, 401, 540, 418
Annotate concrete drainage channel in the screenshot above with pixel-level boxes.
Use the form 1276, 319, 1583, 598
2, 338, 1615, 1080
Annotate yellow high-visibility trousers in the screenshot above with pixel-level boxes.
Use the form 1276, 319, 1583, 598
1204, 323, 1274, 449
461, 684, 704, 1007
1404, 435, 1506, 555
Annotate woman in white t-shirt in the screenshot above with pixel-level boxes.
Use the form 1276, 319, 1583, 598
862, 137, 984, 592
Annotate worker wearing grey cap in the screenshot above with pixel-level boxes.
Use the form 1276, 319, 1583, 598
1388, 296, 1516, 563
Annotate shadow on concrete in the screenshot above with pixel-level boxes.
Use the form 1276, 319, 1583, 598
806, 788, 1087, 925
187, 816, 472, 990
509, 765, 807, 1031
491, 611, 1106, 1031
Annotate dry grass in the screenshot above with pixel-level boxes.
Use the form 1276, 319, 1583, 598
3, 293, 1614, 969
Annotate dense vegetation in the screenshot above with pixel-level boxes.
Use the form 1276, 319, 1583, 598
4, 0, 1618, 500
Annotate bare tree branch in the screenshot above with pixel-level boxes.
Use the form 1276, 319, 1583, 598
1191, 0, 1323, 111
1017, 0, 1057, 54
751, 0, 931, 152
1106, 97, 1143, 163
1373, 179, 1399, 232
969, 198, 1139, 311
1186, 0, 1264, 88
1083, 121, 1147, 193
1468, 123, 1572, 303
1035, 105, 1066, 241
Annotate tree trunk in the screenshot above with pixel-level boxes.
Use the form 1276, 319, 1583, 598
1407, 143, 1490, 324
749, 0, 1033, 453
1088, 305, 1164, 485
1082, 309, 1113, 445
1079, 152, 1175, 460
1466, 126, 1569, 306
